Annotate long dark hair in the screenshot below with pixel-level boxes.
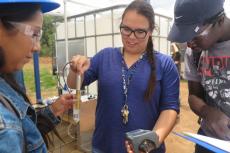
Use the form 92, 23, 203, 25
122, 0, 156, 101
0, 3, 59, 148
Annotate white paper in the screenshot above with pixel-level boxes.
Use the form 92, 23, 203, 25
183, 132, 230, 152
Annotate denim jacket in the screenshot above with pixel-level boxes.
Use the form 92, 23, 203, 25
0, 77, 58, 153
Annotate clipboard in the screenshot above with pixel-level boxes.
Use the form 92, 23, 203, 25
173, 132, 230, 153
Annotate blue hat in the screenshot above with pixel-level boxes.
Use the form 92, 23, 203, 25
0, 0, 60, 13
168, 0, 225, 43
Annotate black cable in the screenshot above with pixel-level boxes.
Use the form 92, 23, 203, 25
62, 61, 72, 94
55, 61, 73, 94
56, 72, 64, 92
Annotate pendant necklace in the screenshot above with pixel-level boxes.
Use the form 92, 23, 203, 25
121, 48, 145, 124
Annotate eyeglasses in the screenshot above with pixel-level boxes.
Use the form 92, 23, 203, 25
8, 21, 43, 43
187, 24, 213, 50
197, 24, 213, 37
120, 24, 149, 39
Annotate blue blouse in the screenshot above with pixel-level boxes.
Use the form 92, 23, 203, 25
82, 47, 180, 153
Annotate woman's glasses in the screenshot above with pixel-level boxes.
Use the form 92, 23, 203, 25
120, 24, 150, 39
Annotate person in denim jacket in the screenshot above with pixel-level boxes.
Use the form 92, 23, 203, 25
0, 1, 74, 153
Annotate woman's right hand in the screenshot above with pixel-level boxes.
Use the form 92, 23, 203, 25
70, 55, 90, 75
125, 140, 134, 153
125, 141, 145, 153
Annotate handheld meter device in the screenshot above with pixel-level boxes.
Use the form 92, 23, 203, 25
126, 129, 159, 153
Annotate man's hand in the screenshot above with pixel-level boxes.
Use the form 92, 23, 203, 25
202, 105, 230, 140
188, 81, 230, 140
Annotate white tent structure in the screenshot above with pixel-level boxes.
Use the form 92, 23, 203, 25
52, 0, 173, 65
53, 0, 174, 96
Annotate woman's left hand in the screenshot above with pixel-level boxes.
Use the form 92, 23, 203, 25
50, 94, 75, 116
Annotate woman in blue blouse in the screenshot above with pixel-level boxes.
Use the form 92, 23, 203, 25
0, 0, 74, 152
68, 1, 180, 153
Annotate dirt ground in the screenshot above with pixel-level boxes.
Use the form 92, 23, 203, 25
165, 81, 199, 153
28, 57, 200, 153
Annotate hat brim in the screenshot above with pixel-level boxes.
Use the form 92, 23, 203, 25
39, 1, 60, 13
167, 23, 202, 43
0, 0, 60, 13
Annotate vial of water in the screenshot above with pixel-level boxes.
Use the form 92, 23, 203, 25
73, 75, 81, 123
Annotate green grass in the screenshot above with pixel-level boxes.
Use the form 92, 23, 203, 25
40, 69, 57, 90
23, 66, 57, 93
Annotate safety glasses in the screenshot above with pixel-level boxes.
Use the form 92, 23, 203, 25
8, 21, 43, 43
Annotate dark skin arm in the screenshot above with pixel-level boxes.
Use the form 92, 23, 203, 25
188, 81, 220, 121
188, 80, 207, 118
188, 81, 230, 139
